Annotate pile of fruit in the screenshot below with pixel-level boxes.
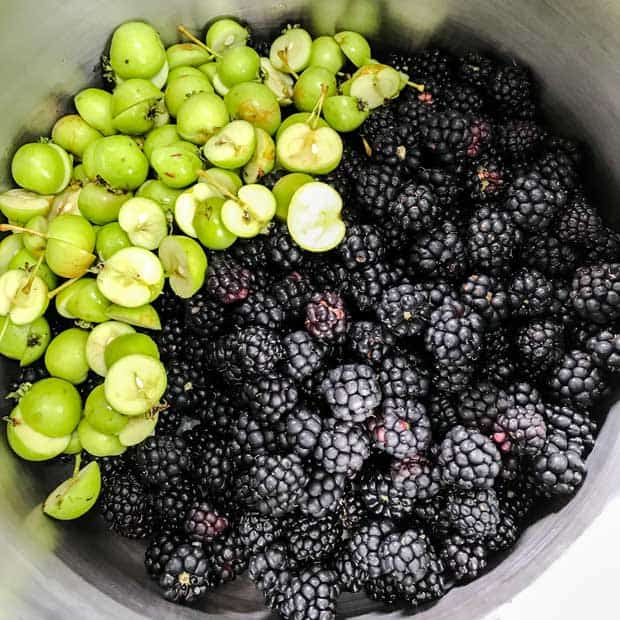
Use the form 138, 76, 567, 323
1, 14, 619, 618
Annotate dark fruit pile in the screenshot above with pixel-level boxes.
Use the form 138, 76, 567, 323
87, 32, 618, 618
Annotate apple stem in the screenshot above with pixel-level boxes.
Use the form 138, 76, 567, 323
0, 317, 10, 348
307, 83, 329, 131
177, 25, 221, 59
73, 453, 82, 478
0, 224, 47, 239
47, 275, 85, 300
408, 81, 425, 93
362, 137, 373, 158
277, 49, 299, 80
20, 253, 45, 295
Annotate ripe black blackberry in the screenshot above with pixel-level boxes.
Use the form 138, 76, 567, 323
416, 166, 463, 209
184, 290, 226, 338
515, 319, 564, 376
155, 315, 186, 362
409, 220, 468, 280
310, 257, 352, 296
444, 488, 501, 541
229, 235, 269, 271
145, 530, 183, 580
534, 148, 579, 191
286, 513, 342, 563
360, 103, 397, 144
249, 542, 296, 611
479, 328, 517, 384
314, 419, 371, 477
133, 435, 193, 490
399, 552, 446, 605
100, 474, 154, 539
378, 353, 430, 400
152, 479, 199, 531
457, 381, 500, 432
339, 488, 367, 529
548, 349, 607, 410
546, 404, 596, 457
206, 254, 252, 304
332, 549, 367, 593
379, 528, 430, 585
497, 120, 545, 160
164, 358, 206, 411
197, 385, 237, 437
371, 123, 423, 173
364, 577, 400, 604
376, 283, 429, 338
505, 171, 568, 231
585, 226, 620, 263
338, 223, 385, 269
266, 222, 306, 271
241, 374, 299, 427
468, 205, 523, 276
496, 381, 545, 416
427, 392, 460, 437
320, 363, 382, 422
347, 321, 394, 366
439, 425, 501, 490
185, 500, 229, 543
460, 273, 509, 328
231, 411, 278, 468
354, 164, 404, 220
282, 330, 329, 382
390, 457, 441, 502
419, 109, 473, 165
158, 542, 211, 604
571, 263, 620, 325
348, 260, 404, 312
440, 534, 487, 581
249, 453, 308, 517
239, 513, 283, 554
488, 63, 535, 119
231, 290, 288, 330
300, 470, 345, 519
557, 193, 604, 247
387, 181, 440, 232
281, 565, 341, 620
286, 406, 322, 458
493, 405, 547, 456
209, 529, 250, 585
193, 436, 235, 495
508, 267, 553, 318
349, 518, 396, 579
486, 507, 520, 552
305, 291, 347, 341
360, 470, 415, 520
465, 153, 510, 202
271, 271, 314, 317
457, 51, 497, 89
520, 233, 581, 277
371, 397, 432, 459
586, 329, 620, 371
443, 84, 485, 115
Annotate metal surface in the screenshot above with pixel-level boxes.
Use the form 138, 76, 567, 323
0, 0, 619, 618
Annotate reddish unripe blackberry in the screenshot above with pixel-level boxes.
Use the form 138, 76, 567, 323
185, 501, 229, 543
305, 291, 348, 342
493, 405, 547, 456
206, 254, 252, 304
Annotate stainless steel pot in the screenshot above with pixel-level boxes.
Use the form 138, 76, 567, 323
1, 1, 619, 618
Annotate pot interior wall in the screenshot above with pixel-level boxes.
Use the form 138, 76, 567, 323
1, 1, 620, 619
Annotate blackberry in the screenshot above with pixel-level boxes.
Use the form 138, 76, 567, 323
440, 534, 487, 581
152, 479, 199, 531
379, 528, 430, 584
515, 319, 564, 375
545, 404, 596, 456
286, 406, 322, 458
249, 542, 295, 611
100, 474, 154, 539
444, 488, 501, 541
497, 479, 537, 522
586, 329, 620, 371
417, 166, 463, 209
159, 542, 211, 604
197, 386, 237, 437
409, 220, 468, 280
133, 435, 193, 490
390, 457, 441, 502
531, 431, 586, 495
571, 263, 620, 325
206, 254, 252, 304
239, 512, 283, 554
89, 455, 130, 482
209, 529, 249, 585
371, 398, 432, 459
585, 227, 620, 263
241, 374, 299, 426
355, 164, 404, 220
360, 103, 397, 144
398, 552, 446, 605
496, 381, 545, 416
155, 316, 186, 362
232, 290, 288, 330
521, 233, 581, 277
249, 453, 308, 517
229, 235, 269, 271
497, 120, 545, 160
164, 358, 206, 411
347, 321, 394, 366
457, 381, 500, 432
185, 500, 229, 543
419, 109, 473, 165
349, 518, 396, 579
371, 123, 423, 173
193, 437, 235, 495
314, 419, 371, 477
443, 84, 485, 115
280, 565, 341, 620
465, 154, 509, 202
457, 51, 497, 89
360, 471, 414, 520
479, 329, 517, 384
378, 353, 430, 400
305, 291, 347, 342
320, 364, 382, 423
338, 224, 385, 269
493, 405, 547, 456
300, 470, 345, 519
377, 283, 429, 338
557, 193, 604, 247
547, 350, 607, 410
332, 549, 367, 592
152, 283, 179, 321
438, 425, 501, 490
348, 260, 404, 312
388, 181, 439, 232
505, 171, 568, 231
468, 205, 523, 276
310, 257, 351, 296
534, 148, 579, 191
364, 577, 400, 604
184, 291, 226, 338
286, 514, 342, 562
323, 164, 354, 206
486, 507, 519, 552
460, 273, 509, 328
231, 411, 277, 467
271, 271, 314, 317
427, 392, 459, 437
267, 222, 306, 271
339, 489, 368, 529
282, 330, 329, 381
488, 63, 535, 119
405, 48, 454, 90
145, 530, 183, 580
508, 267, 553, 318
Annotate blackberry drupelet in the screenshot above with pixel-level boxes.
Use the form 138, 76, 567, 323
360, 471, 415, 520
515, 319, 564, 375
377, 284, 430, 338
409, 220, 468, 280
355, 164, 404, 220
531, 431, 586, 495
571, 263, 620, 325
320, 364, 382, 422
185, 291, 226, 338
232, 290, 288, 330
159, 542, 211, 604
100, 474, 154, 539
387, 181, 440, 232
548, 350, 607, 410
438, 425, 501, 490
493, 405, 547, 456
267, 222, 306, 271
286, 406, 322, 458
440, 534, 488, 581
521, 233, 581, 277
185, 500, 229, 543
145, 531, 183, 580
586, 329, 620, 371
338, 223, 386, 269
379, 353, 430, 400
348, 260, 404, 312
347, 321, 394, 366
457, 381, 500, 432
300, 470, 346, 518
349, 518, 396, 579
286, 513, 342, 563
206, 254, 252, 304
241, 374, 299, 426
282, 330, 329, 381
379, 528, 430, 584
239, 513, 283, 554
305, 291, 348, 341
508, 267, 553, 318
460, 274, 509, 328
444, 488, 501, 541
371, 397, 432, 459
280, 565, 341, 620
314, 419, 371, 477
371, 123, 423, 173
271, 271, 314, 317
